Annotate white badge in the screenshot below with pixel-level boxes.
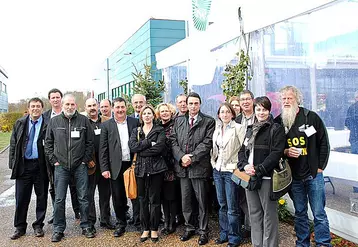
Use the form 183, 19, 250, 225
42, 140, 45, 146
243, 137, 249, 146
304, 126, 316, 137
94, 128, 101, 135
71, 130, 80, 138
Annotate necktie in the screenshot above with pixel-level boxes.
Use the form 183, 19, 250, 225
190, 117, 194, 128
25, 120, 38, 157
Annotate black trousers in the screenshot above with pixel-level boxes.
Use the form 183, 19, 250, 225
162, 180, 177, 229
49, 168, 79, 216
137, 172, 163, 231
109, 162, 129, 229
180, 177, 209, 234
14, 160, 49, 231
88, 170, 111, 225
131, 198, 141, 227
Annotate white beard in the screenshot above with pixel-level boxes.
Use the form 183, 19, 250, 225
282, 104, 299, 133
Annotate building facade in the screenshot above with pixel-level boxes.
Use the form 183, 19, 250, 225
94, 18, 186, 101
0, 65, 8, 113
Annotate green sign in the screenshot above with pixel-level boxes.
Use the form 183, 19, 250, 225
192, 0, 212, 31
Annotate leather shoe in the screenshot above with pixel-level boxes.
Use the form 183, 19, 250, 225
82, 227, 95, 238
180, 230, 195, 241
100, 222, 115, 230
215, 238, 228, 244
34, 228, 44, 237
51, 232, 64, 242
113, 227, 125, 237
47, 217, 54, 224
91, 226, 97, 234
198, 234, 209, 245
10, 230, 25, 240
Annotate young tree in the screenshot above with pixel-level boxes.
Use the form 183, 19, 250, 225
131, 63, 165, 107
179, 77, 189, 95
222, 49, 252, 101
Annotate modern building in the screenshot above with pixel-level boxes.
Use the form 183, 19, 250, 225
0, 65, 9, 113
93, 18, 186, 101
156, 0, 358, 243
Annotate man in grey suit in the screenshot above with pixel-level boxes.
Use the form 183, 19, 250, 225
99, 97, 140, 237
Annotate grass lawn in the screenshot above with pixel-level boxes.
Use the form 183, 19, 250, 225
0, 132, 11, 151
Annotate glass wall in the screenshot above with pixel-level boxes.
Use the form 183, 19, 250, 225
250, 0, 358, 226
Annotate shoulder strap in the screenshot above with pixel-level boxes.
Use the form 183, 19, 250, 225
132, 127, 141, 164
303, 108, 310, 126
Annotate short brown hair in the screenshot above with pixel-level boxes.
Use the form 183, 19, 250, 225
254, 96, 271, 112
139, 105, 156, 123
217, 102, 236, 120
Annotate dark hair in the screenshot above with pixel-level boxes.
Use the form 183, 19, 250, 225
254, 96, 271, 112
217, 102, 236, 120
239, 90, 254, 100
48, 88, 63, 99
186, 92, 201, 104
28, 97, 44, 108
112, 97, 126, 107
100, 99, 112, 106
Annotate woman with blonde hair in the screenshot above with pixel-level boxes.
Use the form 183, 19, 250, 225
155, 103, 177, 235
129, 105, 167, 243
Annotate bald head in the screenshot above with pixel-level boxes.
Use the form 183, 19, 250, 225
100, 99, 111, 118
131, 94, 146, 114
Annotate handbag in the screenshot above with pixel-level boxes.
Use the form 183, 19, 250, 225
270, 158, 292, 201
231, 169, 250, 188
123, 128, 140, 199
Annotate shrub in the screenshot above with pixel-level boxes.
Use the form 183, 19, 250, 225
0, 112, 24, 132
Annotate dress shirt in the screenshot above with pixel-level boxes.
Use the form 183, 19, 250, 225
115, 118, 131, 161
26, 116, 43, 159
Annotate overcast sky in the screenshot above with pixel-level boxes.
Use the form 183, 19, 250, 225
0, 0, 190, 102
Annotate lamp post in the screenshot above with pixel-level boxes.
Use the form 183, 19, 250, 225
106, 58, 110, 99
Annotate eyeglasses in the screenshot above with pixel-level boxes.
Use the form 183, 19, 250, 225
240, 98, 252, 102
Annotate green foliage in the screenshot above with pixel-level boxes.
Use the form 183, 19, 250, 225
131, 63, 165, 108
222, 49, 252, 101
277, 198, 293, 222
179, 78, 189, 95
0, 112, 24, 132
121, 94, 134, 115
0, 132, 12, 150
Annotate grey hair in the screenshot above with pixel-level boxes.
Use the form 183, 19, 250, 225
279, 85, 303, 105
62, 94, 76, 104
131, 94, 146, 103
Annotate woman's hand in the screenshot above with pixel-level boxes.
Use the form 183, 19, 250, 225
244, 164, 256, 176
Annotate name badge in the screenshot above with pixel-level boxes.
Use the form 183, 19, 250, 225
243, 137, 249, 146
71, 130, 80, 138
42, 140, 45, 146
94, 128, 101, 135
304, 126, 316, 137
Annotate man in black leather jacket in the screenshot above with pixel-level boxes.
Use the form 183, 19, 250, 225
45, 94, 94, 242
171, 92, 215, 245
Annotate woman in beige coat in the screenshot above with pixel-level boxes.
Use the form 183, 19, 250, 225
211, 102, 245, 247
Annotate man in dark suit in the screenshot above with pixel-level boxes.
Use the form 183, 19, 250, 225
99, 97, 140, 237
9, 97, 50, 240
43, 88, 80, 224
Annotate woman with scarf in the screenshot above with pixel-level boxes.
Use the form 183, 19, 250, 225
129, 105, 167, 243
238, 96, 285, 247
211, 102, 245, 247
155, 103, 177, 235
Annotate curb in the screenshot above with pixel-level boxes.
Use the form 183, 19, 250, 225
0, 145, 9, 154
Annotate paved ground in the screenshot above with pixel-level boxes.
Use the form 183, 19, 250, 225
0, 148, 297, 246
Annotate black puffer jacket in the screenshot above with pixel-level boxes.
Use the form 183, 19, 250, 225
45, 111, 94, 170
238, 117, 285, 178
129, 124, 167, 177
159, 119, 175, 170
170, 111, 215, 178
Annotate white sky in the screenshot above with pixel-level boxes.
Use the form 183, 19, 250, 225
0, 0, 190, 102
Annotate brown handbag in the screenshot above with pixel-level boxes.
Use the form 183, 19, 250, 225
123, 128, 140, 199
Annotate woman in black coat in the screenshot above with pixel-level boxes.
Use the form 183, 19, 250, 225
129, 105, 167, 243
237, 96, 285, 247
155, 103, 177, 235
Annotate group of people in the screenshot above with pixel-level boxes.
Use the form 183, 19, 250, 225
9, 85, 332, 247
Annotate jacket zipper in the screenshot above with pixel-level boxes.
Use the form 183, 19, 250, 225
68, 118, 71, 170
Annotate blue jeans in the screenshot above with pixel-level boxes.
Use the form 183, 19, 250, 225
53, 164, 90, 233
213, 169, 241, 244
291, 172, 331, 247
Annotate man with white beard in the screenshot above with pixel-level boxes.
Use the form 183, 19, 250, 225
275, 86, 331, 247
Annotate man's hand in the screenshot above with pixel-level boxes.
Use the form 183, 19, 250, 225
181, 154, 192, 167
102, 171, 111, 179
244, 164, 256, 176
285, 147, 301, 158
54, 162, 60, 166
88, 160, 96, 168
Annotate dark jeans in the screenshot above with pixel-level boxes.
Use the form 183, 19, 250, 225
137, 172, 163, 231
53, 164, 90, 233
14, 160, 48, 231
291, 172, 331, 247
180, 177, 209, 234
213, 169, 241, 244
109, 165, 128, 229
88, 171, 111, 226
